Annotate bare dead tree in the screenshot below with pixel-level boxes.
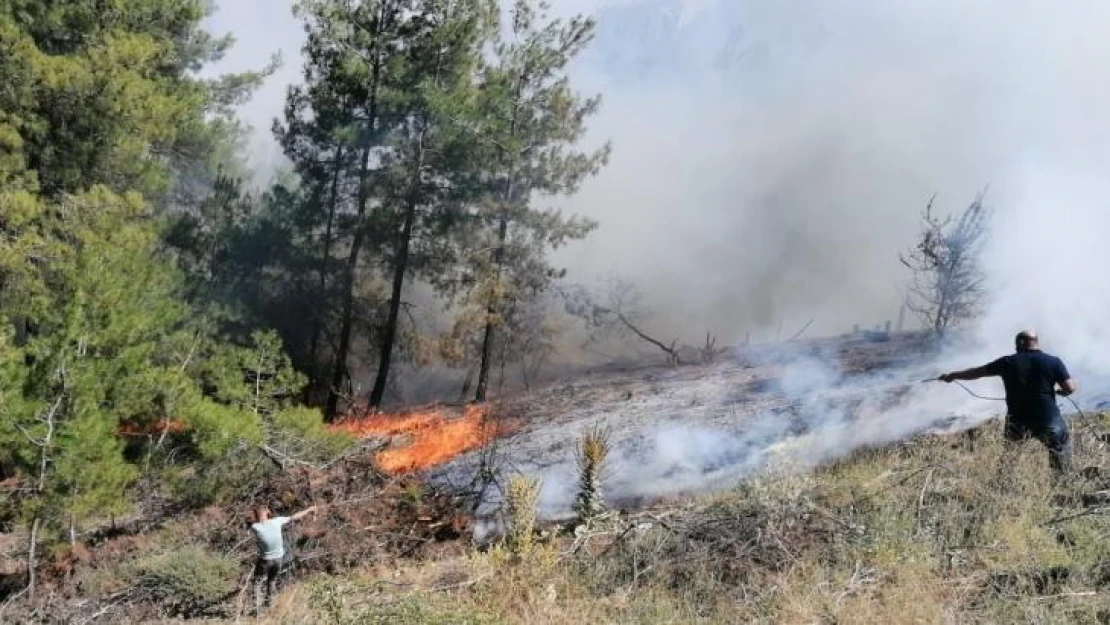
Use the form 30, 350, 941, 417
599, 279, 683, 365
15, 396, 64, 601
557, 278, 684, 365
899, 190, 990, 337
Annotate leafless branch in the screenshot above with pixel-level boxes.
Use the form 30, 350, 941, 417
586, 278, 683, 366
900, 190, 991, 336
787, 319, 814, 342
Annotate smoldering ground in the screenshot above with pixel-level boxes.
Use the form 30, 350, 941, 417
439, 333, 1108, 521
428, 333, 987, 519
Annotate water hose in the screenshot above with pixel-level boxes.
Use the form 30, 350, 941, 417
923, 377, 1094, 453
923, 376, 1085, 415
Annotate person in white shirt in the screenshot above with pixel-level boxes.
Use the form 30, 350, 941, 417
250, 504, 317, 609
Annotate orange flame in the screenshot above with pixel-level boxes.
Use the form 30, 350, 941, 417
118, 419, 188, 437
328, 404, 515, 474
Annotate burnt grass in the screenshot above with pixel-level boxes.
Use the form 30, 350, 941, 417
277, 417, 1110, 624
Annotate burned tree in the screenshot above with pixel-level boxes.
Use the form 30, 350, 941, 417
579, 278, 684, 366
899, 191, 990, 337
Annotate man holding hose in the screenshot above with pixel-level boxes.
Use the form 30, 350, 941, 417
938, 330, 1078, 475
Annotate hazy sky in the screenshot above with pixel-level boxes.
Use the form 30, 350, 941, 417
202, 1, 1110, 373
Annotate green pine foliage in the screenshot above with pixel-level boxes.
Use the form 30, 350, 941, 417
460, 0, 610, 400
0, 0, 608, 592
0, 1, 339, 581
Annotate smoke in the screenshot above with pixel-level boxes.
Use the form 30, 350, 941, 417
205, 0, 1110, 510
543, 0, 1110, 364
513, 346, 990, 519
205, 0, 1110, 358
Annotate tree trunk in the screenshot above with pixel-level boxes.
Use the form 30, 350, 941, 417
475, 214, 509, 402
308, 146, 343, 403
26, 516, 40, 601
326, 5, 387, 420
369, 146, 422, 407
327, 147, 370, 420
474, 77, 524, 403
371, 42, 444, 408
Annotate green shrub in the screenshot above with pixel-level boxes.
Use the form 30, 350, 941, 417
271, 404, 355, 462
138, 545, 238, 616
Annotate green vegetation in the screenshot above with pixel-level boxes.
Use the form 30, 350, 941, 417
0, 0, 605, 612
137, 545, 239, 617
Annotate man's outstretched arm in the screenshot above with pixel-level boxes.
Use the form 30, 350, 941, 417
939, 366, 992, 382
290, 505, 318, 522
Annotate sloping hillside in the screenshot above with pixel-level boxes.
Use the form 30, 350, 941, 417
252, 410, 1110, 624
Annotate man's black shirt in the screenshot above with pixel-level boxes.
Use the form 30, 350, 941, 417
982, 349, 1071, 427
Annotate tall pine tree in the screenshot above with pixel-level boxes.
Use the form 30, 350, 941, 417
366, 0, 496, 408
284, 0, 420, 418
466, 0, 609, 401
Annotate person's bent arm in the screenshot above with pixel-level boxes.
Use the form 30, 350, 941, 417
940, 366, 991, 382
1053, 358, 1077, 396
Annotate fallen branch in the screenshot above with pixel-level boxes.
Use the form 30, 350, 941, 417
1044, 508, 1110, 526
1031, 591, 1098, 600
233, 567, 255, 623
428, 572, 494, 593
612, 310, 682, 365
257, 437, 388, 474
787, 319, 815, 342
75, 599, 122, 625
257, 444, 318, 471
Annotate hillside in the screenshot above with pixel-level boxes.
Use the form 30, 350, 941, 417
240, 408, 1110, 624
5, 333, 1110, 623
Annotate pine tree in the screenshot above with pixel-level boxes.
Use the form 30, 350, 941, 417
0, 188, 229, 597
275, 2, 364, 402
0, 0, 271, 200
366, 0, 497, 408
465, 0, 610, 401
0, 2, 304, 598
285, 0, 420, 418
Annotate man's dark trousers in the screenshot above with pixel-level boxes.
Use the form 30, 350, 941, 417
1004, 417, 1071, 475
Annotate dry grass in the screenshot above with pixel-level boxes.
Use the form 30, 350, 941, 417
506, 474, 542, 557
224, 414, 1110, 624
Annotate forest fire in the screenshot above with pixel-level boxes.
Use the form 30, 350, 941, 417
118, 419, 188, 437
329, 404, 517, 474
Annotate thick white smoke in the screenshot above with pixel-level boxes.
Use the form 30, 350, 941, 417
205, 0, 1110, 356
522, 350, 991, 519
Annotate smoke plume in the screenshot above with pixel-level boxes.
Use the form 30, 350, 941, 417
206, 0, 1110, 513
